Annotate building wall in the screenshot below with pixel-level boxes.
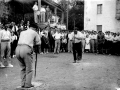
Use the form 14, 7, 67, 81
84, 0, 120, 32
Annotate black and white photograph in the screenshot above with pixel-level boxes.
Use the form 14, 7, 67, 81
0, 0, 120, 90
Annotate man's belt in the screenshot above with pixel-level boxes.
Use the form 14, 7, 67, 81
73, 41, 81, 44
18, 44, 32, 50
55, 39, 60, 40
1, 39, 10, 42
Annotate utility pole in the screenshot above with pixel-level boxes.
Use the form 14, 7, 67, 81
74, 18, 75, 30
38, 0, 41, 11
66, 0, 69, 30
38, 0, 41, 23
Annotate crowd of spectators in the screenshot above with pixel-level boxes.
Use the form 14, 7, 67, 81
0, 20, 120, 67
39, 28, 120, 56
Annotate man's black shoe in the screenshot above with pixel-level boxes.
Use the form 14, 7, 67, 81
24, 85, 34, 88
21, 86, 25, 88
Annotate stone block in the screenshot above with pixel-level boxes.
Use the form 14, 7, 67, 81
15, 82, 43, 90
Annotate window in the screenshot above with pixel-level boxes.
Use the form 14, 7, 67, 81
97, 4, 102, 14
97, 25, 102, 32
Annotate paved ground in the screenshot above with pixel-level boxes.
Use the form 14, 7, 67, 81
0, 53, 120, 90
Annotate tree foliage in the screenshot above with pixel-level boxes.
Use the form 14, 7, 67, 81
0, 1, 11, 23
58, 0, 84, 30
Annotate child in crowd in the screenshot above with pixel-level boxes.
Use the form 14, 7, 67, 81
11, 32, 17, 58
85, 35, 90, 52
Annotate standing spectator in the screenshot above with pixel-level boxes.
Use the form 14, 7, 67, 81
116, 33, 120, 55
40, 5, 46, 23
53, 29, 61, 54
97, 31, 105, 54
44, 32, 49, 54
40, 29, 46, 54
93, 31, 98, 53
11, 32, 17, 58
90, 31, 95, 53
112, 33, 118, 55
32, 2, 38, 23
11, 22, 18, 35
48, 27, 55, 52
105, 31, 113, 55
85, 35, 90, 52
0, 23, 5, 67
61, 33, 67, 52
1, 25, 13, 67
46, 6, 51, 22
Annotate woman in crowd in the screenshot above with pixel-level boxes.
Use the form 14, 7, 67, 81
85, 34, 90, 52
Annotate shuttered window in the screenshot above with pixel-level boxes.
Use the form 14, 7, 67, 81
97, 4, 102, 14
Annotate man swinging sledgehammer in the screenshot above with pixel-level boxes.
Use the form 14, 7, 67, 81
15, 23, 41, 88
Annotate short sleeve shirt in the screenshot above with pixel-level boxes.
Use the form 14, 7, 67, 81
18, 28, 41, 48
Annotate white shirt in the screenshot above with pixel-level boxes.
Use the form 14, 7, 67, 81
1, 30, 11, 41
71, 31, 83, 43
18, 28, 41, 48
12, 25, 18, 32
94, 34, 97, 39
33, 4, 38, 11
85, 37, 90, 44
53, 32, 61, 40
68, 33, 72, 40
105, 34, 113, 41
0, 29, 3, 43
40, 7, 46, 13
91, 34, 97, 39
11, 35, 17, 42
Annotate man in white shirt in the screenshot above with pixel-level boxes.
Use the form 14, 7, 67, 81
32, 2, 38, 23
11, 22, 18, 33
16, 23, 41, 88
53, 29, 61, 54
1, 25, 13, 67
70, 28, 84, 63
90, 31, 95, 53
105, 31, 113, 54
40, 5, 46, 23
0, 24, 5, 67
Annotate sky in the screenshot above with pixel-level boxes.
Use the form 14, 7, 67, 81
52, 0, 61, 3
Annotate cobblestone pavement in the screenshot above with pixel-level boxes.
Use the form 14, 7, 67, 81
0, 53, 120, 90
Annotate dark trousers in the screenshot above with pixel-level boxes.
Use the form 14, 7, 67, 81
72, 42, 82, 61
94, 39, 98, 53
98, 42, 104, 54
61, 43, 67, 52
107, 41, 112, 54
90, 39, 95, 53
116, 41, 120, 55
49, 40, 55, 52
11, 41, 17, 57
